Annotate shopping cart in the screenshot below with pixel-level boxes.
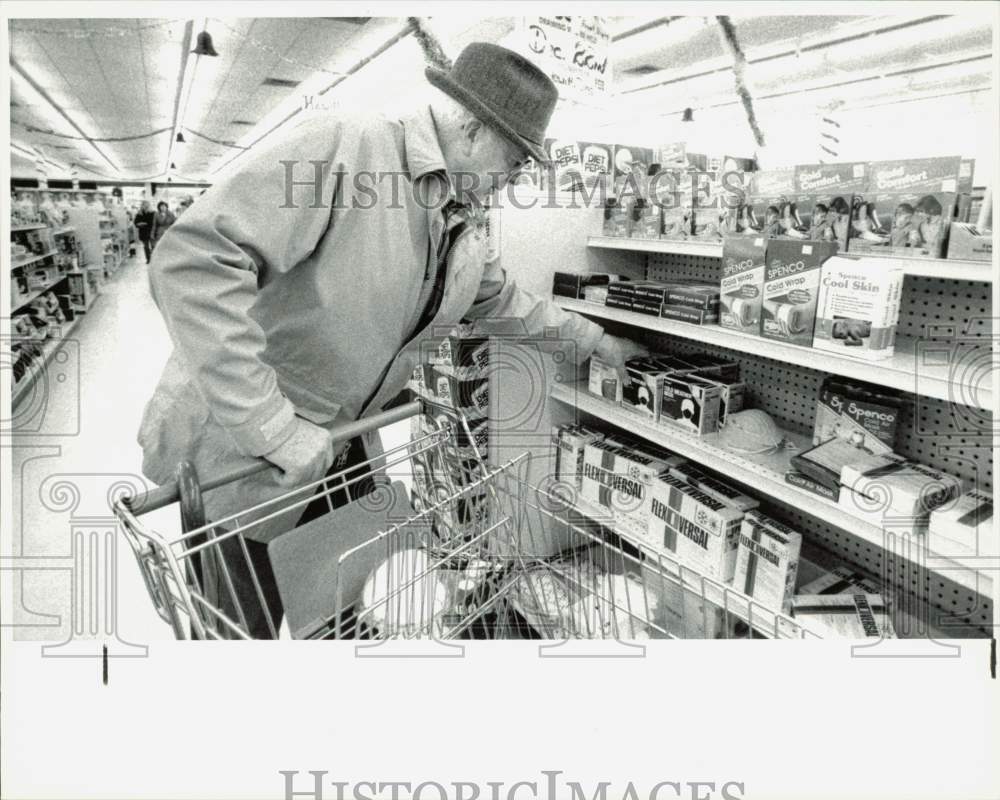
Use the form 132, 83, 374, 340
116, 401, 813, 640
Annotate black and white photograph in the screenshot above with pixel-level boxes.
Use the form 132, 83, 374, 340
2, 3, 998, 799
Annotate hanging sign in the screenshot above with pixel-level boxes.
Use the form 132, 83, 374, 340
521, 16, 611, 103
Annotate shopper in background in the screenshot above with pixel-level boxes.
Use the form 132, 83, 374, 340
176, 195, 194, 217
139, 42, 642, 637
133, 201, 155, 264
150, 200, 176, 250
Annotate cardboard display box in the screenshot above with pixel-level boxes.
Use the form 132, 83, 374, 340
719, 235, 767, 334
733, 510, 802, 613
760, 240, 838, 347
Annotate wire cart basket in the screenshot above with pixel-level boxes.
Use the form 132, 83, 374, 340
116, 401, 813, 640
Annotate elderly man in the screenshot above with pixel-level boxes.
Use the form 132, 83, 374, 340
139, 42, 639, 637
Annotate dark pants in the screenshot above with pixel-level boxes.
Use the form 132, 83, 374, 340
190, 437, 375, 639
141, 238, 152, 263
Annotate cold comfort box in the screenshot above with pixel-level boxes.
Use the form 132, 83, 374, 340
720, 235, 767, 334
760, 240, 838, 347
648, 473, 744, 583
812, 257, 904, 361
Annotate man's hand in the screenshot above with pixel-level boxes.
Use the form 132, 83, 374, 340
262, 416, 335, 488
592, 333, 648, 386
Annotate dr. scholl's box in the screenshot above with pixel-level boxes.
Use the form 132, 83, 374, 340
733, 511, 802, 613
812, 257, 904, 361
581, 439, 675, 539
794, 162, 868, 251
760, 240, 838, 346
853, 156, 961, 258
648, 473, 744, 582
660, 373, 723, 436
720, 235, 767, 334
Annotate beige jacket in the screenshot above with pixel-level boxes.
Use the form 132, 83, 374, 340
138, 106, 603, 542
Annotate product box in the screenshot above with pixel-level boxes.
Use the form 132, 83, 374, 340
621, 355, 697, 419
851, 156, 962, 258
583, 285, 609, 304
432, 331, 490, 374
661, 305, 719, 325
796, 562, 880, 596
630, 197, 662, 239
812, 256, 904, 361
631, 297, 663, 316
602, 198, 631, 237
631, 281, 674, 305
791, 594, 895, 638
785, 470, 840, 501
552, 271, 625, 300
698, 375, 745, 425
552, 425, 605, 495
544, 139, 613, 193
839, 453, 964, 522
946, 222, 992, 262
605, 280, 636, 312
580, 438, 677, 539
648, 473, 745, 582
680, 353, 741, 383
744, 168, 798, 239
424, 368, 489, 418
719, 235, 767, 334
813, 376, 901, 454
660, 373, 723, 436
690, 173, 723, 241
791, 437, 871, 492
733, 511, 802, 613
659, 174, 694, 240
665, 283, 721, 311
668, 462, 759, 513
760, 240, 838, 347
794, 162, 868, 250
956, 158, 975, 223
588, 356, 623, 403
612, 145, 656, 195
928, 489, 994, 559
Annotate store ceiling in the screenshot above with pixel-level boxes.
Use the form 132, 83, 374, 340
8, 14, 995, 183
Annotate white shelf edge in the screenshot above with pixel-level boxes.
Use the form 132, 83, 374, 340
11, 316, 82, 409
586, 236, 994, 282
556, 296, 992, 410
550, 381, 991, 597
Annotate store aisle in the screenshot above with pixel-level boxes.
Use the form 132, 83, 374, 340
11, 253, 176, 644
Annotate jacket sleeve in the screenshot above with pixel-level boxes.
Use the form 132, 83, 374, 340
147, 115, 351, 457
463, 246, 605, 364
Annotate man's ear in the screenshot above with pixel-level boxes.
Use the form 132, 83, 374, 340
463, 117, 485, 152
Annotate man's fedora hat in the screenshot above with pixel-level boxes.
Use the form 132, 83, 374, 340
426, 42, 558, 165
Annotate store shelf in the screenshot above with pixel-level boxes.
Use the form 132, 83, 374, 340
11, 223, 48, 232
11, 316, 81, 410
550, 380, 991, 596
52, 226, 75, 236
556, 297, 993, 410
586, 236, 993, 282
11, 273, 69, 312
10, 251, 55, 270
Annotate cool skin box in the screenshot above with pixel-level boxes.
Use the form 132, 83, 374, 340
812, 256, 904, 360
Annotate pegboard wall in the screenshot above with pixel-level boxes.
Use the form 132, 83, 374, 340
639, 251, 994, 635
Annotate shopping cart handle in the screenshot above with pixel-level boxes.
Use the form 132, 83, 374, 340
126, 400, 423, 514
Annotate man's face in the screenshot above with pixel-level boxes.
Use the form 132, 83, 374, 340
454, 119, 529, 204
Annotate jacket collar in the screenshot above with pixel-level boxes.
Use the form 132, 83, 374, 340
401, 105, 449, 184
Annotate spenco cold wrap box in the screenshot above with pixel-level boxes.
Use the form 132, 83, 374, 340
720, 235, 767, 334
928, 489, 994, 559
761, 240, 838, 347
851, 156, 961, 258
793, 162, 868, 250
813, 377, 901, 455
791, 594, 895, 638
552, 425, 605, 495
580, 439, 678, 540
812, 256, 904, 361
648, 473, 744, 582
733, 510, 802, 613
839, 452, 964, 524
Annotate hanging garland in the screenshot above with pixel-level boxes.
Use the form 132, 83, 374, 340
183, 127, 249, 150
408, 18, 452, 70
212, 19, 347, 76
715, 16, 766, 149
10, 20, 181, 38
12, 118, 173, 142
